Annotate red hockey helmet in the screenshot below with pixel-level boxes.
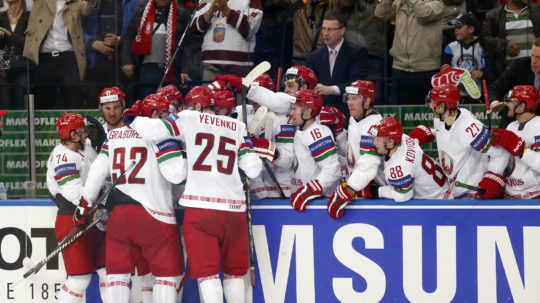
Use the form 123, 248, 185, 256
99, 86, 125, 105
429, 84, 460, 109
252, 73, 274, 91
140, 94, 170, 117
185, 85, 214, 108
285, 65, 318, 89
213, 89, 236, 115
345, 80, 376, 103
56, 113, 85, 140
294, 89, 323, 116
376, 117, 403, 144
510, 85, 539, 111
157, 84, 183, 104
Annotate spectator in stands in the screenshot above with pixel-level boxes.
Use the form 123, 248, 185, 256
481, 0, 540, 82
307, 12, 368, 116
120, 0, 188, 100
443, 12, 486, 92
331, 0, 389, 104
0, 109, 6, 136
190, 0, 263, 82
0, 0, 29, 108
83, 0, 133, 108
375, 0, 457, 105
23, 0, 96, 109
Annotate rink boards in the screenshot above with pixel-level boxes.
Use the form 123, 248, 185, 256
1, 199, 539, 302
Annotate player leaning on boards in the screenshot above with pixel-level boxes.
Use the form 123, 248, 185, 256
119, 85, 265, 303
408, 84, 510, 199
490, 85, 540, 199
373, 117, 453, 202
289, 89, 341, 212
327, 80, 384, 219
46, 113, 108, 303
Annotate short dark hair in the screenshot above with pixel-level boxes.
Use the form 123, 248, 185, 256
534, 37, 540, 47
323, 11, 347, 28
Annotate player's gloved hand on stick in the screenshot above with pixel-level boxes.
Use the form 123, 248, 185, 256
478, 171, 506, 199
291, 180, 323, 212
73, 197, 91, 227
319, 106, 346, 135
327, 183, 355, 219
248, 137, 277, 162
492, 128, 525, 157
213, 74, 243, 93
408, 125, 435, 146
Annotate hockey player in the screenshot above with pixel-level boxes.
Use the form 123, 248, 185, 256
46, 113, 107, 303
289, 89, 341, 211
490, 85, 540, 199
372, 117, 452, 202
157, 84, 184, 113
121, 85, 266, 303
80, 113, 186, 303
409, 83, 510, 198
326, 80, 384, 219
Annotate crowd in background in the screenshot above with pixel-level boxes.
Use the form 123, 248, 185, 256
0, 0, 537, 109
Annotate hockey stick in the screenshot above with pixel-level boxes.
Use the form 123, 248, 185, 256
483, 80, 492, 131
20, 161, 137, 281
455, 181, 486, 194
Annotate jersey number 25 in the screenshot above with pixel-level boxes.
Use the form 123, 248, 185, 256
193, 133, 236, 175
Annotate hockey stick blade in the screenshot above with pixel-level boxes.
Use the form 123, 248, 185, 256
455, 181, 486, 194
248, 106, 268, 135
243, 61, 271, 87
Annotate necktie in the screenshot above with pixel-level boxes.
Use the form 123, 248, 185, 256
329, 49, 337, 77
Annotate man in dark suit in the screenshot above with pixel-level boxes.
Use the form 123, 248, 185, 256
307, 12, 368, 116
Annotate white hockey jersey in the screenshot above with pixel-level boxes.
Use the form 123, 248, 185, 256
83, 126, 176, 224
126, 111, 263, 213
292, 122, 341, 196
345, 113, 385, 191
504, 117, 540, 198
379, 135, 452, 202
522, 144, 540, 173
46, 140, 97, 204
433, 108, 509, 198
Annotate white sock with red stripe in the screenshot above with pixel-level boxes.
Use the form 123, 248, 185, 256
97, 267, 109, 303
198, 275, 223, 303
153, 276, 181, 303
224, 274, 245, 303
57, 274, 92, 303
141, 273, 154, 303
107, 273, 131, 303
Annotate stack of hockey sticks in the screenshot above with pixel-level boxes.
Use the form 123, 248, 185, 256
19, 161, 137, 282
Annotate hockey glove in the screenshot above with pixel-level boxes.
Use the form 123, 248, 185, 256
208, 79, 227, 91
249, 137, 277, 162
356, 181, 379, 199
73, 197, 91, 227
291, 180, 323, 212
478, 171, 506, 199
319, 106, 346, 135
85, 115, 107, 153
213, 74, 243, 93
327, 183, 355, 219
408, 125, 435, 146
122, 100, 143, 125
492, 128, 526, 157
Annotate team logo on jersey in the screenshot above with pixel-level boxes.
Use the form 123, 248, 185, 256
213, 23, 226, 43
440, 151, 454, 175
347, 143, 355, 168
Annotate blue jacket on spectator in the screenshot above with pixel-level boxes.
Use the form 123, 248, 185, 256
83, 0, 143, 69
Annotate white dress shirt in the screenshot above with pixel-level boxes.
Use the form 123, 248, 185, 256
41, 0, 73, 53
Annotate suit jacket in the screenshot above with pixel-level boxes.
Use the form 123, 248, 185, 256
23, 0, 96, 80
0, 11, 29, 56
488, 57, 534, 102
307, 39, 368, 116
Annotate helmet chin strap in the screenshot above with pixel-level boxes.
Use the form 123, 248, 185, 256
299, 107, 314, 131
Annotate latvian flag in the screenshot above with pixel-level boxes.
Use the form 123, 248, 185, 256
388, 175, 414, 194
275, 125, 295, 143
156, 139, 183, 163
309, 136, 337, 162
470, 126, 491, 153
532, 136, 540, 151
161, 116, 180, 137
360, 135, 379, 156
54, 163, 80, 186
